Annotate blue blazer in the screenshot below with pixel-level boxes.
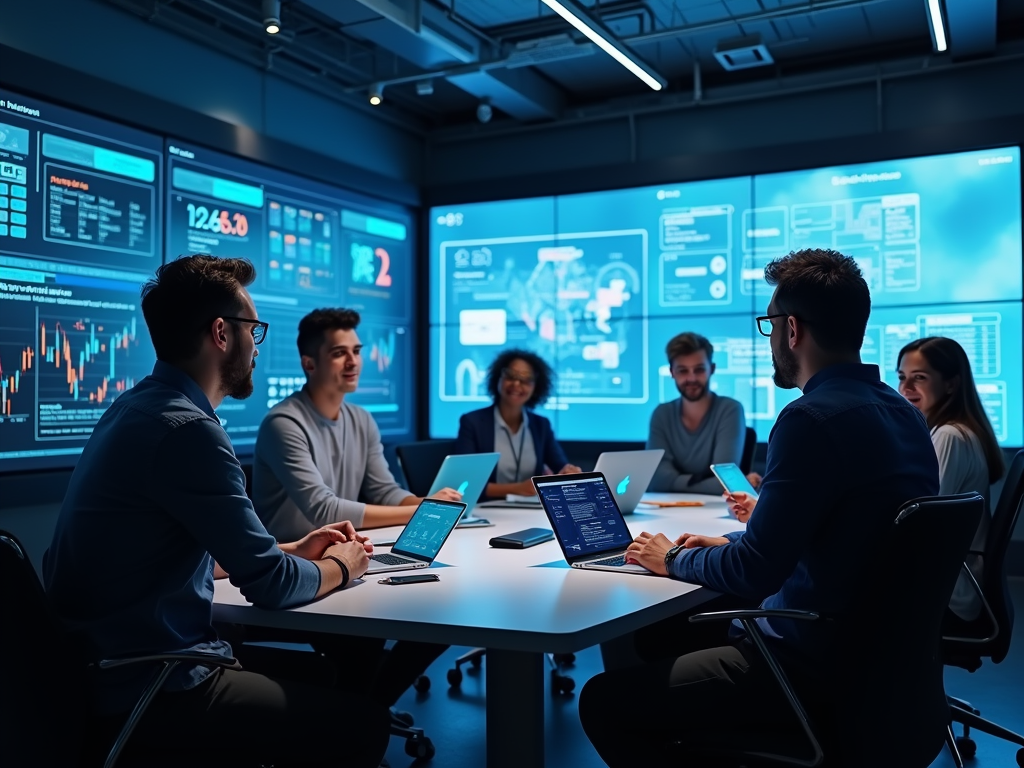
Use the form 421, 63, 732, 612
453, 406, 569, 490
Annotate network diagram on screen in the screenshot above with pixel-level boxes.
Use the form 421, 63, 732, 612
0, 89, 414, 472
430, 147, 1023, 445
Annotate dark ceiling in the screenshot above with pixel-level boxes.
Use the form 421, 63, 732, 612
102, 0, 1024, 131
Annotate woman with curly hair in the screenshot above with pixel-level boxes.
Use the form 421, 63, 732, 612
454, 348, 580, 500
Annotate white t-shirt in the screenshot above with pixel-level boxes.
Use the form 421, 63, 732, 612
932, 423, 992, 620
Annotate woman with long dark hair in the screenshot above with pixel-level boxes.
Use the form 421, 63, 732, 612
454, 348, 580, 500
897, 336, 1005, 620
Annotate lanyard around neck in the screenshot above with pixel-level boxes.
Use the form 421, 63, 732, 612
500, 424, 528, 482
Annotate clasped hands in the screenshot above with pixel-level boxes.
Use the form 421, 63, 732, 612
624, 531, 730, 576
281, 521, 375, 580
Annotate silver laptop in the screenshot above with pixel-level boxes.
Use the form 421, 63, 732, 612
428, 452, 499, 527
593, 449, 664, 514
366, 498, 467, 574
533, 472, 650, 574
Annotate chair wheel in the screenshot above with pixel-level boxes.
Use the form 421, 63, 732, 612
469, 655, 482, 669
405, 734, 435, 761
553, 652, 576, 666
1016, 747, 1024, 767
414, 674, 431, 693
447, 667, 463, 688
551, 672, 576, 696
955, 736, 976, 759
392, 708, 414, 727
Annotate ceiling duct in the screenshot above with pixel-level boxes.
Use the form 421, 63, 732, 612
505, 34, 595, 69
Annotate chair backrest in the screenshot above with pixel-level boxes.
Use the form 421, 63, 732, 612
395, 440, 457, 497
973, 449, 1023, 663
740, 427, 757, 475
0, 530, 87, 766
827, 493, 984, 767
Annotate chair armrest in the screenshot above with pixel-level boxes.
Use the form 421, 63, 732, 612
98, 650, 242, 671
942, 565, 999, 645
689, 608, 821, 624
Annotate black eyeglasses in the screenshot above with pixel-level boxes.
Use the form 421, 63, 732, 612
222, 317, 269, 345
501, 368, 535, 386
755, 314, 788, 337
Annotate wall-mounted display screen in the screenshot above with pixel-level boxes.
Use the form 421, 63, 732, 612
0, 90, 162, 471
165, 141, 414, 450
429, 147, 1023, 446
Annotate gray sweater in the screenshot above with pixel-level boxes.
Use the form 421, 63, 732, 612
251, 390, 410, 541
646, 394, 746, 494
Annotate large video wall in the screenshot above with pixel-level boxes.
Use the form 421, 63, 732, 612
0, 89, 414, 472
428, 147, 1023, 446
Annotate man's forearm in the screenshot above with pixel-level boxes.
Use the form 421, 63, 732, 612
361, 505, 416, 528
313, 557, 344, 597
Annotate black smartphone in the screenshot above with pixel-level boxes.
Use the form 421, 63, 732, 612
378, 573, 440, 585
489, 527, 555, 549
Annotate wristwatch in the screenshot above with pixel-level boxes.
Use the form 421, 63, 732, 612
664, 544, 685, 570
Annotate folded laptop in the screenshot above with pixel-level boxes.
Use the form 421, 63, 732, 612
532, 472, 650, 574
427, 452, 499, 526
593, 449, 664, 514
366, 498, 467, 575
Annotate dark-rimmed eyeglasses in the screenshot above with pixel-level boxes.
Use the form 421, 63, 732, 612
756, 314, 788, 337
222, 317, 269, 345
501, 368, 535, 386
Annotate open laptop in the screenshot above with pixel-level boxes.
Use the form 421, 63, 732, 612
427, 452, 499, 527
593, 449, 664, 514
532, 472, 650, 574
366, 498, 467, 574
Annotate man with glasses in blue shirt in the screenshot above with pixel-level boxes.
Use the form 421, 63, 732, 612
579, 248, 939, 766
44, 254, 389, 768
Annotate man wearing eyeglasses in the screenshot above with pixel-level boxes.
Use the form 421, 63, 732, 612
44, 255, 389, 768
646, 331, 751, 494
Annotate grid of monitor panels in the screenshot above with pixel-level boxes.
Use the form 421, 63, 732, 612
428, 147, 1023, 446
0, 88, 414, 472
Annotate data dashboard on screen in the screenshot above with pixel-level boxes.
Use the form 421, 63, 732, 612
165, 141, 414, 449
0, 90, 162, 471
429, 146, 1023, 446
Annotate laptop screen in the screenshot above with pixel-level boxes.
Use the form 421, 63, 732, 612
392, 500, 466, 561
535, 475, 632, 559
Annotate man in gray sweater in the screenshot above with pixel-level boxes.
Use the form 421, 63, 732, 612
647, 332, 748, 494
252, 308, 460, 541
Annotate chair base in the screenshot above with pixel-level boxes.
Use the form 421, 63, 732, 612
949, 697, 1024, 767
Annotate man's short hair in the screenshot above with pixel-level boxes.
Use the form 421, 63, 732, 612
763, 248, 870, 354
297, 308, 361, 359
666, 332, 714, 366
141, 254, 256, 364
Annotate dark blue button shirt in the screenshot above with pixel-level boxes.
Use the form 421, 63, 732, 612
670, 363, 940, 660
44, 361, 321, 713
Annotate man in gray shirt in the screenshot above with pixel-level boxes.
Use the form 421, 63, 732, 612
252, 308, 460, 541
647, 332, 747, 494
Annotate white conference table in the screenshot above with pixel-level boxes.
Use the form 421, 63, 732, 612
213, 493, 744, 768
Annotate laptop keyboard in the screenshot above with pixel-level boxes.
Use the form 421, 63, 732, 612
372, 553, 410, 566
590, 554, 627, 567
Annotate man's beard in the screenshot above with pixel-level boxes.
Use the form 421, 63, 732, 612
772, 345, 800, 390
221, 343, 254, 400
678, 382, 707, 402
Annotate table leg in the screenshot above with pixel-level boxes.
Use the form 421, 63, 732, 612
486, 648, 545, 768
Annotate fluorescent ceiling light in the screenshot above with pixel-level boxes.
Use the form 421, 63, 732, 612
541, 0, 666, 91
925, 0, 947, 52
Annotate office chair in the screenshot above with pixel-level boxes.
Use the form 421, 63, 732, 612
740, 426, 757, 475
682, 492, 984, 767
0, 530, 241, 768
942, 449, 1024, 767
395, 439, 457, 497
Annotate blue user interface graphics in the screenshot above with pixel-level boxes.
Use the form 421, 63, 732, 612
429, 147, 1023, 445
165, 141, 415, 449
538, 476, 632, 557
394, 500, 464, 559
0, 91, 162, 471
